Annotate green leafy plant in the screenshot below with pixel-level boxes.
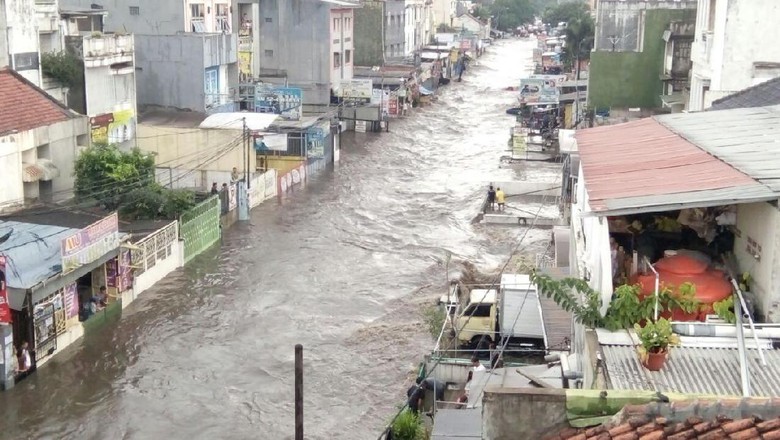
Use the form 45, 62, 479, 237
390, 409, 427, 440
531, 273, 604, 329
118, 183, 196, 220
602, 284, 652, 331
41, 51, 83, 89
662, 282, 700, 314
739, 272, 751, 292
634, 318, 680, 354
713, 296, 737, 324
422, 304, 446, 339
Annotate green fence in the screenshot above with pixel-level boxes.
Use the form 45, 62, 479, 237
180, 196, 221, 264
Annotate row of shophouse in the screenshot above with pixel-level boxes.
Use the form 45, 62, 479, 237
0, 0, 493, 390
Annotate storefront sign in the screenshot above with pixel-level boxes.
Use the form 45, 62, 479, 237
519, 78, 559, 105
305, 121, 330, 159
336, 79, 373, 101
61, 213, 120, 273
255, 86, 302, 121
64, 283, 79, 320
0, 255, 11, 324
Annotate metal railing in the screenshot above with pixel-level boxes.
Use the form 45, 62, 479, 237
132, 221, 178, 276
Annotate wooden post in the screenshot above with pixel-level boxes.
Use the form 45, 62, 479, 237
295, 344, 303, 440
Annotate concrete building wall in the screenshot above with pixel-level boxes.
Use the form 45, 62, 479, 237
3, 0, 41, 86
256, 0, 332, 106
431, 0, 456, 28
0, 136, 24, 211
137, 124, 253, 173
689, 0, 780, 111
482, 388, 570, 440
588, 8, 696, 110
0, 3, 8, 67
735, 202, 780, 323
384, 0, 406, 60
59, 0, 185, 34
330, 8, 354, 85
353, 1, 384, 67
594, 0, 697, 52
135, 34, 236, 112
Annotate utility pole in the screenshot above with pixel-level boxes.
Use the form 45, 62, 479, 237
238, 117, 250, 221
295, 344, 304, 440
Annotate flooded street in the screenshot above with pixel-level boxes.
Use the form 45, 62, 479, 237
0, 39, 548, 440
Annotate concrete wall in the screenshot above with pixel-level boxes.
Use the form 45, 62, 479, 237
588, 8, 696, 110
0, 3, 8, 68
137, 124, 253, 173
689, 0, 780, 111
482, 388, 569, 440
135, 33, 236, 112
735, 202, 780, 323
60, 0, 185, 34
432, 0, 455, 28
256, 0, 332, 106
0, 136, 23, 211
354, 1, 384, 67
593, 0, 696, 52
4, 0, 41, 86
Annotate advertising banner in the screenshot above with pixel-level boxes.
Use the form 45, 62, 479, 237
388, 93, 399, 116
61, 213, 120, 273
64, 282, 79, 320
254, 133, 288, 152
519, 78, 559, 105
336, 79, 373, 102
90, 110, 135, 145
306, 121, 330, 159
118, 249, 133, 292
529, 74, 567, 88
0, 255, 11, 324
254, 86, 303, 121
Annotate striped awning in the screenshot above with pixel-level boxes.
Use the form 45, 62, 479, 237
23, 159, 60, 182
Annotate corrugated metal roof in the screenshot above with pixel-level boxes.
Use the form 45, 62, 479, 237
709, 77, 780, 111
431, 408, 481, 440
575, 118, 777, 215
601, 345, 780, 397
656, 105, 780, 192
0, 221, 78, 290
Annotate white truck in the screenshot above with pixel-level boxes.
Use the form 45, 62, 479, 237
454, 274, 547, 351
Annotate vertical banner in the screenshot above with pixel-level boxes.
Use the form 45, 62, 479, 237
118, 250, 133, 292
64, 283, 79, 320
0, 255, 10, 323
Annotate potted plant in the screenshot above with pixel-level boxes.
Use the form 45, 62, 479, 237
634, 318, 680, 371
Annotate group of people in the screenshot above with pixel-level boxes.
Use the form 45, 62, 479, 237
80, 286, 108, 321
486, 185, 506, 211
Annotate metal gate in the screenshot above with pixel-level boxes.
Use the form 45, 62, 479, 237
33, 302, 57, 361
179, 196, 221, 264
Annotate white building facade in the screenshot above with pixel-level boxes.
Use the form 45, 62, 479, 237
688, 0, 780, 111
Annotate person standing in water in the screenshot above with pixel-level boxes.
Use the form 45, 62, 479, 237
487, 185, 496, 211
496, 187, 506, 211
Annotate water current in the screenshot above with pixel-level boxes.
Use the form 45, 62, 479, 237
0, 38, 551, 440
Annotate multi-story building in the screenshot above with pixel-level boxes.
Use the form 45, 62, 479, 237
60, 0, 237, 114
354, 0, 406, 66
234, 0, 359, 109
587, 0, 696, 113
0, 0, 43, 86
404, 0, 426, 57
688, 0, 780, 112
431, 0, 457, 30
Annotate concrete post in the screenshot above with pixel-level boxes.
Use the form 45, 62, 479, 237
0, 324, 15, 390
237, 181, 249, 221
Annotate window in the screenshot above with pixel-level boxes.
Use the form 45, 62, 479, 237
264, 49, 274, 57
129, 6, 140, 15
345, 50, 351, 64
333, 18, 338, 31
464, 304, 492, 318
191, 3, 206, 32
216, 3, 230, 32
204, 67, 219, 107
345, 17, 350, 29
265, 17, 273, 23
333, 52, 341, 68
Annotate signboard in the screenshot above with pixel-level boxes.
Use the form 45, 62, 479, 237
90, 109, 135, 145
64, 283, 79, 319
0, 255, 10, 324
118, 250, 133, 292
529, 74, 567, 88
519, 78, 559, 105
254, 133, 288, 152
305, 121, 330, 159
61, 213, 120, 273
388, 94, 399, 116
254, 86, 303, 121
336, 79, 373, 101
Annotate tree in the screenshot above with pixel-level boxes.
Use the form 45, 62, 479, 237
74, 143, 196, 220
488, 0, 534, 31
562, 14, 595, 74
40, 51, 83, 89
542, 1, 590, 26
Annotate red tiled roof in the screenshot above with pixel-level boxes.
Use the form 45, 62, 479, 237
545, 400, 780, 440
575, 118, 760, 212
0, 68, 74, 135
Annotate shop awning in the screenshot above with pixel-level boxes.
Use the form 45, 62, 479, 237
23, 159, 60, 182
419, 86, 434, 96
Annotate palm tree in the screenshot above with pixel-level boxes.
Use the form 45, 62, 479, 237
562, 15, 595, 80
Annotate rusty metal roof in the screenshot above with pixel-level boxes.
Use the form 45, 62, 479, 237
575, 117, 779, 215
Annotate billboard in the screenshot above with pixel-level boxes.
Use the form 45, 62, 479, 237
336, 79, 373, 101
90, 109, 136, 145
305, 121, 330, 159
0, 255, 10, 323
61, 213, 120, 273
254, 86, 303, 121
519, 78, 559, 105
529, 74, 567, 88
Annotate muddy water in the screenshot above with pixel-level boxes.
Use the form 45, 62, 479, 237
0, 38, 550, 440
